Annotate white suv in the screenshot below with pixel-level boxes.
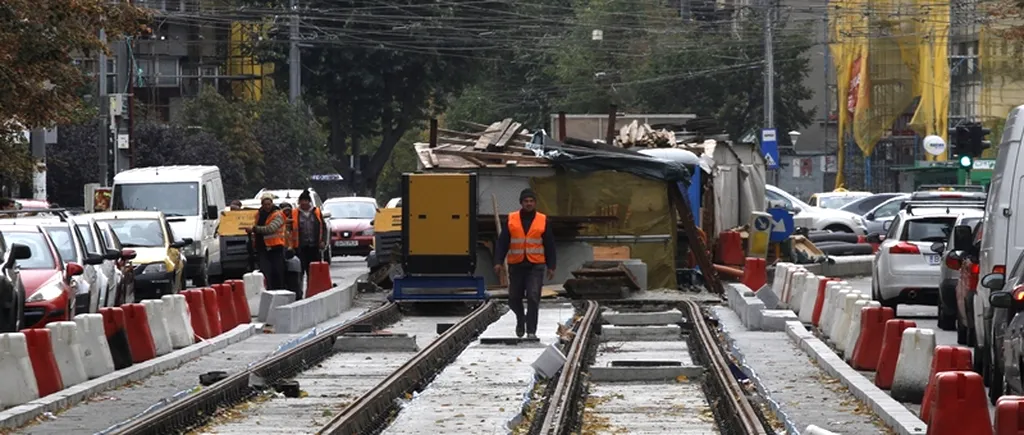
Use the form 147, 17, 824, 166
872, 207, 984, 314
765, 185, 867, 234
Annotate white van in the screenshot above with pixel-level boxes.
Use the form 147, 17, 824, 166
112, 166, 225, 286
978, 105, 1024, 362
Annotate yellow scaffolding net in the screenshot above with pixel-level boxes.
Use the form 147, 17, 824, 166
228, 22, 276, 101
980, 7, 1024, 155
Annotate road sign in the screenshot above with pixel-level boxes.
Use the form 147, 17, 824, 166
761, 128, 779, 169
748, 212, 772, 258
767, 207, 795, 242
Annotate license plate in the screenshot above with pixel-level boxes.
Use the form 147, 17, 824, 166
927, 254, 941, 265
334, 240, 358, 247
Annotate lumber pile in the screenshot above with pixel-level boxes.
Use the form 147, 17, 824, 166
617, 120, 678, 148
563, 261, 641, 299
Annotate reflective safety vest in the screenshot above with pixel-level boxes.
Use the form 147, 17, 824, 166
289, 207, 323, 248
262, 209, 288, 248
507, 211, 547, 265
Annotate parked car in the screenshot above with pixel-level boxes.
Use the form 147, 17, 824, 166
71, 215, 126, 306
808, 190, 872, 210
0, 225, 83, 328
934, 214, 984, 332
98, 222, 137, 305
384, 197, 401, 209
89, 211, 190, 300
323, 197, 378, 257
870, 206, 980, 314
0, 233, 30, 332
839, 193, 907, 216
765, 185, 867, 234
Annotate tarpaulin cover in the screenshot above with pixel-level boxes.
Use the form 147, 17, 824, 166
530, 171, 677, 290
548, 153, 692, 185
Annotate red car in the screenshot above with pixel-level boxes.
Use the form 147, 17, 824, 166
0, 225, 83, 329
954, 223, 984, 347
323, 197, 378, 257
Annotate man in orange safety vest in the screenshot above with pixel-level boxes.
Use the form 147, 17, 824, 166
494, 188, 556, 339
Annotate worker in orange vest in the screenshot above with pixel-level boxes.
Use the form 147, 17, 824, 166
494, 188, 557, 339
247, 193, 288, 290
289, 190, 329, 290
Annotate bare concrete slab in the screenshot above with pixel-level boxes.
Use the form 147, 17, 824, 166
589, 366, 704, 382
603, 309, 683, 326
583, 382, 718, 434
333, 333, 419, 352
381, 305, 574, 435
593, 341, 694, 366
600, 325, 681, 341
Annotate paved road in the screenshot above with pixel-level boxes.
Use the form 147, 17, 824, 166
845, 277, 957, 347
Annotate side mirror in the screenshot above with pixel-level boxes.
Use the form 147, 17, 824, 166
982, 273, 1006, 291
866, 233, 883, 244
182, 238, 194, 245
121, 248, 137, 261
369, 220, 375, 226
170, 240, 188, 249
991, 291, 1015, 309
206, 205, 220, 220
865, 212, 875, 221
930, 242, 946, 254
11, 243, 31, 260
104, 249, 122, 260
84, 254, 105, 265
322, 210, 332, 219
952, 225, 973, 251
66, 262, 85, 277
882, 220, 892, 232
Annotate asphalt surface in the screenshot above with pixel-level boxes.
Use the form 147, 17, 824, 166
17, 256, 370, 434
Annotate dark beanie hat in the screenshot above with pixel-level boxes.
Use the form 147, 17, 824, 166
299, 190, 312, 202
519, 188, 536, 202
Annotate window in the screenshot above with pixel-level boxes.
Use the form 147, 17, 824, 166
886, 216, 902, 240
77, 224, 98, 253
202, 187, 211, 218
901, 217, 957, 242
41, 227, 80, 264
102, 219, 166, 248
324, 202, 377, 219
765, 190, 793, 209
113, 182, 199, 217
2, 232, 57, 269
873, 199, 903, 219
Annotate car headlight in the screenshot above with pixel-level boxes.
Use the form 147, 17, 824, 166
361, 229, 374, 236
139, 262, 168, 275
27, 282, 65, 303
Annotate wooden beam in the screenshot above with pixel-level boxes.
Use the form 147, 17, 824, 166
474, 120, 507, 150
433, 147, 550, 164
667, 181, 723, 295
493, 121, 522, 150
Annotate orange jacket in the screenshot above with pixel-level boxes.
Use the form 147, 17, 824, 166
507, 211, 547, 264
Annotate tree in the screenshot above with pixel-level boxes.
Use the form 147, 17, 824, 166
46, 122, 100, 207
132, 122, 249, 199
0, 0, 149, 181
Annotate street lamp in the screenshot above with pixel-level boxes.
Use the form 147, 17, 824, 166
788, 130, 801, 147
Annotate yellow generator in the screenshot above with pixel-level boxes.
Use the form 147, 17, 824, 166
391, 172, 485, 301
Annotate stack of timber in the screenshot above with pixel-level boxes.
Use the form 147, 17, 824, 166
616, 120, 678, 148
564, 261, 641, 299
415, 118, 549, 169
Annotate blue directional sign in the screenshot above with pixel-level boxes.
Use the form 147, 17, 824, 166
767, 207, 795, 242
761, 128, 780, 169
753, 215, 771, 232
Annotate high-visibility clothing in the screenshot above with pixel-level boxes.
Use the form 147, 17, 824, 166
289, 207, 323, 249
507, 211, 547, 265
262, 210, 288, 248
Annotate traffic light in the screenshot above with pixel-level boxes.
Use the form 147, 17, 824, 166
959, 154, 973, 169
948, 123, 992, 158
948, 126, 971, 156
967, 123, 991, 157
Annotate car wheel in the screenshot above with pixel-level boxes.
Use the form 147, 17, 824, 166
938, 304, 956, 331
193, 258, 209, 287
824, 224, 854, 233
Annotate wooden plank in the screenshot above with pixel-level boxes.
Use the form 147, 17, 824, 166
668, 181, 723, 295
433, 147, 550, 164
462, 155, 487, 167
474, 119, 511, 150
492, 193, 509, 287
593, 245, 631, 260
493, 121, 522, 149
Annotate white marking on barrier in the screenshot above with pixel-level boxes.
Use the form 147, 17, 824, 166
818, 281, 843, 331
831, 292, 862, 344
46, 321, 89, 388
786, 271, 808, 309
794, 272, 816, 314
843, 301, 880, 359
73, 314, 115, 379
824, 289, 853, 338
771, 262, 793, 301
891, 328, 936, 404
162, 294, 195, 349
142, 300, 173, 356
797, 275, 823, 322
0, 333, 39, 407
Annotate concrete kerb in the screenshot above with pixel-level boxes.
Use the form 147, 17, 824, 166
269, 284, 356, 334
784, 321, 927, 435
0, 323, 257, 430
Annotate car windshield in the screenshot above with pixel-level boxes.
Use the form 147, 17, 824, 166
113, 182, 199, 217
901, 217, 957, 242
76, 224, 97, 252
324, 202, 376, 219
818, 196, 861, 209
100, 219, 165, 248
3, 232, 57, 269
40, 226, 80, 263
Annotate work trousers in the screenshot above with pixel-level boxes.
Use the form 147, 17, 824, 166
508, 263, 545, 334
297, 246, 320, 279
259, 246, 287, 292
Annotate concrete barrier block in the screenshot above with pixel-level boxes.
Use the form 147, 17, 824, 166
243, 271, 266, 314
841, 300, 880, 357
72, 314, 114, 379
0, 333, 39, 407
771, 262, 793, 298
823, 288, 853, 338
270, 285, 354, 334
45, 322, 89, 388
805, 424, 841, 435
756, 283, 779, 309
785, 271, 808, 309
142, 300, 173, 356
162, 294, 194, 349
741, 296, 766, 331
891, 328, 936, 404
258, 290, 296, 324
793, 272, 816, 314
777, 265, 798, 308
817, 281, 844, 332
762, 310, 799, 332
828, 291, 857, 340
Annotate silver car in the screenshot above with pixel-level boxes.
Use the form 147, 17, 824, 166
862, 194, 910, 235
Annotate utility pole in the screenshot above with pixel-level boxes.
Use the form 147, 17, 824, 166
763, 0, 775, 130
98, 29, 110, 187
288, 0, 301, 104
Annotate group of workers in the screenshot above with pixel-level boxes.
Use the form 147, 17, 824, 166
246, 190, 328, 300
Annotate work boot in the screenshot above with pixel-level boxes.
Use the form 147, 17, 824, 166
515, 324, 525, 338
527, 333, 537, 340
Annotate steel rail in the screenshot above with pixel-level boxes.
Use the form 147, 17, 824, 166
536, 300, 600, 435
111, 301, 402, 435
317, 300, 501, 435
683, 300, 768, 435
